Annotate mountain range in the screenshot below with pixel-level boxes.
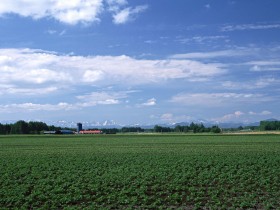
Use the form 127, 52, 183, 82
45, 119, 279, 129
1, 119, 279, 129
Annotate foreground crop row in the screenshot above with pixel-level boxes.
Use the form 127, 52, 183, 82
0, 135, 279, 209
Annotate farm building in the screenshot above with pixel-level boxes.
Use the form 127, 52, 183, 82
79, 130, 103, 134
43, 130, 74, 135
77, 123, 82, 133
60, 130, 74, 134
43, 131, 57, 135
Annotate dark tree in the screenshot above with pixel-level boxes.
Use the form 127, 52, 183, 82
10, 120, 29, 134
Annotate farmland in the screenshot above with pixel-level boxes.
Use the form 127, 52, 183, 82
0, 134, 280, 209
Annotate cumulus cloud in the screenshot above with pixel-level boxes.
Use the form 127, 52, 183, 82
0, 48, 225, 97
83, 70, 104, 82
0, 0, 147, 25
0, 0, 104, 25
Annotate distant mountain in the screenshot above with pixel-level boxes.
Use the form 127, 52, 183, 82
262, 118, 279, 122
42, 120, 123, 129
2, 118, 278, 130
174, 122, 189, 127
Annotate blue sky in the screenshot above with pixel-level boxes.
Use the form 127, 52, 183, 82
0, 0, 280, 125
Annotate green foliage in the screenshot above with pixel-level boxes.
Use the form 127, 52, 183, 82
0, 124, 11, 135
211, 125, 222, 133
153, 125, 172, 133
28, 121, 49, 134
121, 127, 144, 133
10, 120, 29, 134
155, 122, 219, 133
0, 134, 279, 209
260, 120, 280, 131
0, 121, 63, 135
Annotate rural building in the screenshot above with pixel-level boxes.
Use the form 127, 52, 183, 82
79, 130, 103, 134
60, 130, 74, 134
77, 123, 82, 133
43, 131, 57, 134
43, 130, 74, 135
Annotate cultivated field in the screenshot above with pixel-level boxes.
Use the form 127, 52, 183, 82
0, 134, 279, 209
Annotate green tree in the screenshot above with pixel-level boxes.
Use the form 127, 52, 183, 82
174, 125, 183, 132
211, 126, 221, 133
28, 121, 49, 134
10, 120, 29, 134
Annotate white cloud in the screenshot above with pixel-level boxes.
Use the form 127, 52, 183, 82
213, 110, 272, 123
76, 91, 131, 106
0, 0, 104, 25
170, 50, 247, 59
213, 111, 244, 122
112, 5, 148, 24
177, 36, 227, 44
247, 61, 280, 66
249, 110, 272, 116
83, 70, 104, 82
107, 0, 128, 11
138, 98, 156, 107
247, 60, 280, 72
221, 23, 280, 32
0, 0, 147, 25
47, 29, 66, 36
250, 65, 280, 72
0, 90, 133, 112
0, 86, 57, 95
0, 48, 225, 96
170, 92, 272, 107
0, 102, 76, 112
159, 113, 193, 123
222, 78, 279, 90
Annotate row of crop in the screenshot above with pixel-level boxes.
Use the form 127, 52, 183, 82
1, 135, 280, 209
1, 155, 279, 209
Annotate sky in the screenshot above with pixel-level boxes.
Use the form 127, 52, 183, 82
0, 0, 280, 125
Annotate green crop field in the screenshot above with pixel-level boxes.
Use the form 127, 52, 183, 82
0, 134, 280, 209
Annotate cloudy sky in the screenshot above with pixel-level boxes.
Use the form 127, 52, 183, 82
0, 0, 280, 125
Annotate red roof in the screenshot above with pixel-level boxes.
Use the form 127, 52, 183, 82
79, 130, 102, 134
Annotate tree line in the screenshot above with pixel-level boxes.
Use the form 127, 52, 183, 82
154, 123, 222, 133
0, 120, 221, 135
0, 120, 66, 135
1, 120, 279, 135
260, 120, 280, 131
